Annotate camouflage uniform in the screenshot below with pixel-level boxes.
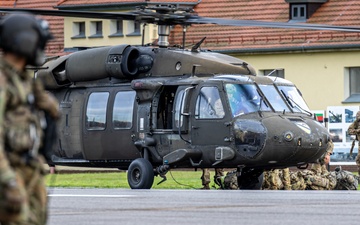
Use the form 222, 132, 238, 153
201, 168, 224, 189
262, 168, 291, 190
347, 111, 360, 175
331, 168, 359, 190
0, 58, 59, 224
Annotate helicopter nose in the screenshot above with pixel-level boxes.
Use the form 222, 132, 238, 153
233, 115, 328, 167
261, 116, 328, 165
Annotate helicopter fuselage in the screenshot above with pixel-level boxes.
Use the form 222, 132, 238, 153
36, 44, 330, 189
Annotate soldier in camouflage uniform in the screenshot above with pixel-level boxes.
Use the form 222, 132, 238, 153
302, 139, 337, 190
262, 168, 291, 190
0, 13, 59, 224
347, 111, 360, 175
201, 168, 224, 189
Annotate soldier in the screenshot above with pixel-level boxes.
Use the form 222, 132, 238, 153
201, 168, 224, 189
347, 111, 360, 175
302, 139, 337, 190
0, 13, 59, 224
262, 168, 291, 190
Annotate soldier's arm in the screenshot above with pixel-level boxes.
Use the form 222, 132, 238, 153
0, 73, 16, 184
33, 79, 60, 119
348, 122, 359, 135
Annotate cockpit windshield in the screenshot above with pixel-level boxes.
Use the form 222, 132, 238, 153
258, 84, 291, 112
225, 83, 267, 116
225, 83, 309, 117
277, 85, 310, 113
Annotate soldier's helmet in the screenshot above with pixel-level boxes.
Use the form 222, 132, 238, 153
0, 12, 53, 66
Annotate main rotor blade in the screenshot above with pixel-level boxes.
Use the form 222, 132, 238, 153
187, 16, 360, 33
0, 8, 138, 20
1, 7, 360, 33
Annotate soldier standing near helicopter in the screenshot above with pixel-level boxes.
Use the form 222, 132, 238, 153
0, 13, 59, 224
348, 111, 360, 176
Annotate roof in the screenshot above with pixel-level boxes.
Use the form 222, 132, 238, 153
169, 0, 360, 53
0, 0, 64, 56
2, 0, 360, 54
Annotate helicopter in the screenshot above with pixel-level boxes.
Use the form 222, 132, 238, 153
1, 4, 356, 189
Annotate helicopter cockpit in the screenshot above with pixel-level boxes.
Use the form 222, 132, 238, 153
216, 76, 311, 118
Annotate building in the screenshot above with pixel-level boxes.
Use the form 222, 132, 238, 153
1, 0, 360, 111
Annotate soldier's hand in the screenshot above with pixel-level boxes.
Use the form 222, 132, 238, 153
3, 179, 25, 214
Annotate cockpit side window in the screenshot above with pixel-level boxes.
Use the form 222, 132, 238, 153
86, 92, 109, 130
195, 86, 225, 119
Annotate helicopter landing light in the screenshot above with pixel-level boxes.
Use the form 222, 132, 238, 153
283, 131, 294, 142
175, 62, 182, 71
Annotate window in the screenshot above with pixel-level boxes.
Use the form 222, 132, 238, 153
195, 87, 225, 119
259, 69, 285, 78
109, 19, 123, 37
291, 4, 306, 21
127, 21, 141, 36
86, 92, 109, 130
174, 89, 185, 128
90, 21, 103, 37
72, 22, 85, 38
112, 91, 136, 129
344, 67, 360, 102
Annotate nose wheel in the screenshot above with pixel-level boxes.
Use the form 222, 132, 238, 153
127, 158, 154, 189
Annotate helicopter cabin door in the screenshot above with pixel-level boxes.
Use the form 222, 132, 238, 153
82, 88, 140, 162
190, 84, 232, 146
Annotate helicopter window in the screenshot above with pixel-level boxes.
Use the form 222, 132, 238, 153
258, 85, 290, 112
278, 86, 310, 113
113, 91, 136, 129
86, 92, 109, 130
225, 84, 261, 116
174, 89, 185, 127
195, 87, 225, 119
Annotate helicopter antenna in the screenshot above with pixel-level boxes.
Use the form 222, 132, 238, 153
182, 25, 187, 50
191, 37, 206, 52
141, 23, 147, 46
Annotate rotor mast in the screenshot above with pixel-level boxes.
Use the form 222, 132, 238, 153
158, 25, 170, 47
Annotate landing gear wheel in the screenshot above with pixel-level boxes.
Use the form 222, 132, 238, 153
127, 158, 154, 189
237, 168, 264, 190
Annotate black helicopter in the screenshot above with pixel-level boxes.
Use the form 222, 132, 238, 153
1, 5, 355, 189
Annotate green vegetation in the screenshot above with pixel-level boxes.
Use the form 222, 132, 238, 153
46, 170, 210, 189
45, 170, 360, 190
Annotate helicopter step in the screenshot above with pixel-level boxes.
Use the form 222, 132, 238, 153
163, 148, 202, 165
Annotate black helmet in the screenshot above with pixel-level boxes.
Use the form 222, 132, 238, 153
0, 12, 53, 66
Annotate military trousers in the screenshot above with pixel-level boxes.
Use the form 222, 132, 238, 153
3, 154, 47, 225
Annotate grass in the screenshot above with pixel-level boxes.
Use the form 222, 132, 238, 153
45, 170, 360, 190
45, 170, 210, 189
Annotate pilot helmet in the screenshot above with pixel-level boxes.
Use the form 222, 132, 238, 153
0, 12, 53, 66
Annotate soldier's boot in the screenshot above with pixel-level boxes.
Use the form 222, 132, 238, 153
201, 184, 210, 190
214, 175, 224, 189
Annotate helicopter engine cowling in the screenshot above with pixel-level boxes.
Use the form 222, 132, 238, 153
66, 45, 152, 81
36, 45, 154, 89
